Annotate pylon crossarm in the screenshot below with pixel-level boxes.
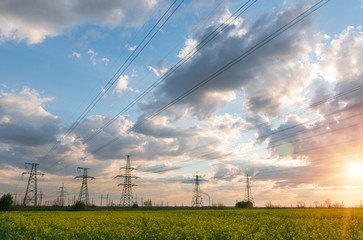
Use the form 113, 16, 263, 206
120, 167, 136, 170
118, 183, 137, 186
115, 174, 138, 178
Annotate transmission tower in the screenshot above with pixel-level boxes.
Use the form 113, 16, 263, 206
115, 155, 139, 207
75, 167, 94, 205
22, 163, 44, 206
192, 172, 203, 207
244, 174, 254, 205
57, 183, 67, 207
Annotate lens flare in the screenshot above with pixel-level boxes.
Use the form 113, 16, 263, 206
278, 142, 294, 156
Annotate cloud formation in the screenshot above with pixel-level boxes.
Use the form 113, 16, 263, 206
142, 6, 316, 121
72, 52, 81, 58
0, 88, 59, 147
0, 0, 159, 44
88, 49, 109, 65
251, 26, 363, 187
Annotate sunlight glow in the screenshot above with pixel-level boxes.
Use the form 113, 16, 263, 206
348, 163, 363, 177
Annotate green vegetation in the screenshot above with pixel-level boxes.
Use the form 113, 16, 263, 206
71, 201, 86, 211
0, 194, 13, 211
235, 201, 253, 209
1, 209, 363, 239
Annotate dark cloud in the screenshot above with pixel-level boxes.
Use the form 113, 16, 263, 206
0, 88, 60, 147
134, 115, 197, 138
71, 114, 228, 162
140, 5, 316, 120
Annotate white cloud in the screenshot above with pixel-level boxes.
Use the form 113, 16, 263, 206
316, 26, 363, 83
177, 38, 198, 59
72, 52, 81, 58
125, 44, 136, 51
0, 0, 159, 44
114, 75, 129, 98
113, 74, 138, 98
148, 59, 168, 77
100, 57, 110, 63
252, 27, 363, 188
88, 49, 109, 65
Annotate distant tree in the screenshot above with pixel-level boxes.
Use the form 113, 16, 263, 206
132, 203, 139, 208
71, 201, 86, 211
265, 201, 280, 208
332, 201, 344, 208
235, 201, 253, 209
212, 202, 225, 209
297, 201, 306, 208
144, 200, 152, 209
324, 199, 332, 208
313, 200, 320, 208
0, 193, 13, 211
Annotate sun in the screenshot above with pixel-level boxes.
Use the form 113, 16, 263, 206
348, 163, 363, 177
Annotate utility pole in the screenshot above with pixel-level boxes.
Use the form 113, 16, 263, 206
244, 174, 254, 205
14, 193, 17, 206
203, 192, 211, 207
115, 155, 139, 207
192, 172, 203, 207
38, 190, 44, 206
58, 183, 67, 207
22, 163, 44, 206
101, 194, 103, 207
75, 167, 94, 205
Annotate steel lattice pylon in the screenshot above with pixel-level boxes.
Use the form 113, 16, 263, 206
115, 155, 138, 207
244, 174, 254, 204
192, 172, 203, 207
75, 167, 94, 205
22, 163, 44, 206
58, 182, 67, 207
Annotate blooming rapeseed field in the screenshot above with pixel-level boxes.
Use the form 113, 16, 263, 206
1, 209, 363, 239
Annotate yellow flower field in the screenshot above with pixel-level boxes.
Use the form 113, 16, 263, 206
1, 209, 363, 239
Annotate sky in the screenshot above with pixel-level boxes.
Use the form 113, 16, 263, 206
0, 0, 363, 207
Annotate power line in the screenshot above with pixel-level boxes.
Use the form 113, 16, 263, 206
132, 103, 363, 177
43, 0, 258, 175
81, 0, 258, 145
94, 92, 363, 183
43, 0, 184, 167
92, 0, 331, 155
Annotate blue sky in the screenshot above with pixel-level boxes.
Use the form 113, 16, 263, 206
1, 0, 363, 207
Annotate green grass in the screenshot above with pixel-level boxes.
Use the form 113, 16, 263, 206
1, 209, 363, 239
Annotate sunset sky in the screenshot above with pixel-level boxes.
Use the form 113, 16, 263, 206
0, 0, 363, 207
